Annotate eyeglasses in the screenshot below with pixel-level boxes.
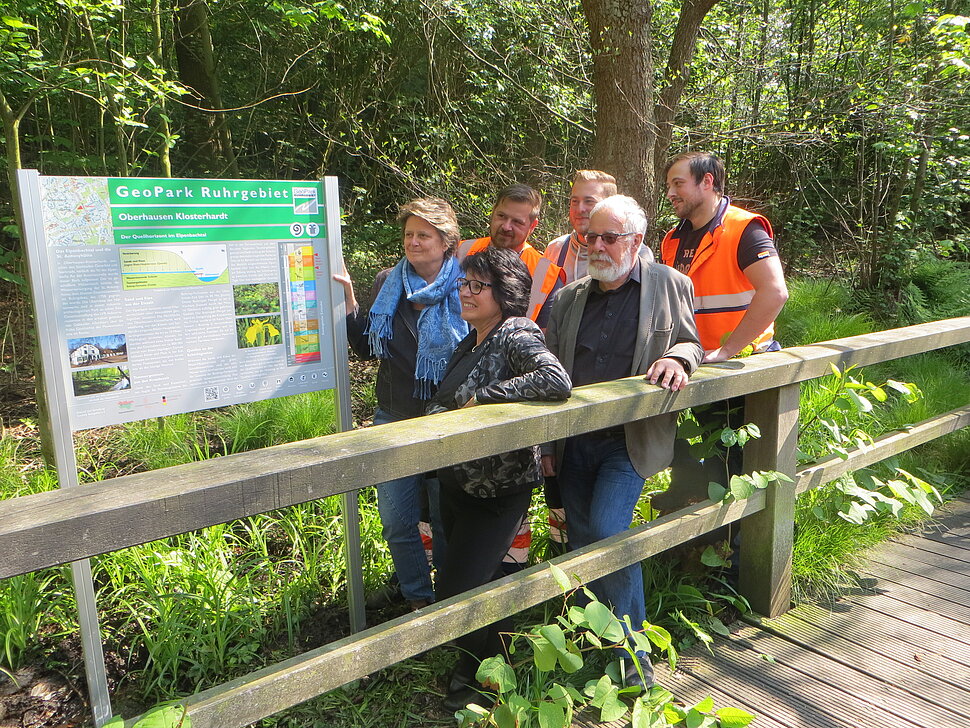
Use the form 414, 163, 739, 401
456, 277, 493, 295
582, 231, 636, 246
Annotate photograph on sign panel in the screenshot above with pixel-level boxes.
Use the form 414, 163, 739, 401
66, 334, 128, 368
236, 315, 282, 348
72, 365, 131, 396
232, 282, 281, 316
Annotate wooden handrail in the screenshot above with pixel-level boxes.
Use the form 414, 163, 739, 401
2, 317, 969, 580
2, 317, 970, 728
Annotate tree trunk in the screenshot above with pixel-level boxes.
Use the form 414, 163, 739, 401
581, 0, 655, 207
581, 0, 719, 224
653, 0, 720, 215
173, 0, 238, 176
1, 91, 24, 240
910, 136, 931, 224
153, 0, 173, 177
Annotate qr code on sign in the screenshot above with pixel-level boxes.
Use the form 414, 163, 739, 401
204, 386, 219, 402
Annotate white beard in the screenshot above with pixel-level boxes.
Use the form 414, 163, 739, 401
588, 244, 637, 284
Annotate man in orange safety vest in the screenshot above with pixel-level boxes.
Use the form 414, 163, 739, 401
655, 152, 789, 513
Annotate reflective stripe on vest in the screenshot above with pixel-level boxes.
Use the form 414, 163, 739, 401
693, 289, 756, 313
661, 204, 775, 352
529, 257, 560, 321
456, 237, 488, 261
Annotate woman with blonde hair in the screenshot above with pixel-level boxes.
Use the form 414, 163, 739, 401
334, 197, 465, 610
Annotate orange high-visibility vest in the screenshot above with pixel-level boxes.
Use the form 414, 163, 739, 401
456, 237, 563, 322
661, 205, 775, 352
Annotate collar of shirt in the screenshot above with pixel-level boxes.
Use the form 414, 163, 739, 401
672, 196, 731, 239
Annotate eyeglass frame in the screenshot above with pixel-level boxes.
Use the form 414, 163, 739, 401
456, 277, 493, 295
581, 231, 637, 247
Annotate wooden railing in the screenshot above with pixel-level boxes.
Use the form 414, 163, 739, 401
2, 317, 969, 727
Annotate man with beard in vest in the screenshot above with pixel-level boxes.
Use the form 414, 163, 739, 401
654, 151, 788, 513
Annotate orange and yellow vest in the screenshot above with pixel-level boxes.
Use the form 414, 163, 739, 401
661, 205, 775, 353
456, 237, 563, 323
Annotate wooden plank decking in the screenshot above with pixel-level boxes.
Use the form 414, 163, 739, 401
574, 496, 970, 727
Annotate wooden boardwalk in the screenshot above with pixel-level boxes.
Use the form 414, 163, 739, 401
577, 496, 970, 728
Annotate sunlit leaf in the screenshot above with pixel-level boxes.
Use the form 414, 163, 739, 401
549, 563, 571, 593
716, 705, 757, 727
701, 546, 731, 568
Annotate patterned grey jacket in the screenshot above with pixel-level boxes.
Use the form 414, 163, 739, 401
427, 317, 571, 498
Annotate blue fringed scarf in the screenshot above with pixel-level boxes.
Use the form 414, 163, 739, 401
367, 255, 467, 399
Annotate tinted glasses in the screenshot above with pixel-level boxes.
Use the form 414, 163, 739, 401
583, 231, 636, 246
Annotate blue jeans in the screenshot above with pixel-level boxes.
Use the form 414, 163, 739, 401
558, 432, 646, 630
373, 408, 445, 603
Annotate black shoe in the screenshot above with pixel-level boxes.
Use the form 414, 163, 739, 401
448, 669, 475, 695
447, 654, 478, 694
365, 578, 403, 610
623, 654, 655, 692
442, 686, 492, 712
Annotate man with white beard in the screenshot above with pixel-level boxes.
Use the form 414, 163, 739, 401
544, 195, 702, 690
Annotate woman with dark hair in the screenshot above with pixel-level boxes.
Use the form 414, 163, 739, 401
334, 198, 466, 611
426, 246, 571, 711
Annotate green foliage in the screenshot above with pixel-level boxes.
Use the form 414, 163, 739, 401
455, 566, 755, 728
0, 569, 71, 671
706, 470, 793, 506
811, 468, 941, 525
896, 255, 970, 329
211, 391, 336, 452
0, 441, 74, 673
0, 248, 25, 289
791, 473, 948, 602
0, 392, 362, 702
641, 559, 747, 655
104, 702, 191, 728
796, 363, 944, 526
798, 364, 921, 463
232, 283, 281, 316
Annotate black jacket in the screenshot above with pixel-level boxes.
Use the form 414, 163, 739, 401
347, 268, 432, 419
427, 317, 571, 498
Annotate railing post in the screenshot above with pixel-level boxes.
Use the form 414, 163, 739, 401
738, 383, 799, 617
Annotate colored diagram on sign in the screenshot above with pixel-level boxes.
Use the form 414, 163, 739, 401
120, 245, 230, 290
282, 244, 321, 364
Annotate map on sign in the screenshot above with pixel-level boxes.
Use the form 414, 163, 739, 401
20, 173, 341, 431
40, 177, 113, 246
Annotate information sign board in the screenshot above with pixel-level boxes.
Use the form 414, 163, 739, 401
21, 175, 341, 431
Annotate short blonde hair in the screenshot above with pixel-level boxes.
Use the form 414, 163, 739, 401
397, 197, 460, 252
572, 170, 617, 196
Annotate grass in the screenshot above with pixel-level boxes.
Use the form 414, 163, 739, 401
774, 278, 876, 346
0, 391, 388, 711
780, 276, 970, 605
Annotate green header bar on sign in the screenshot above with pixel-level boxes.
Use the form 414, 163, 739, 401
108, 178, 326, 244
